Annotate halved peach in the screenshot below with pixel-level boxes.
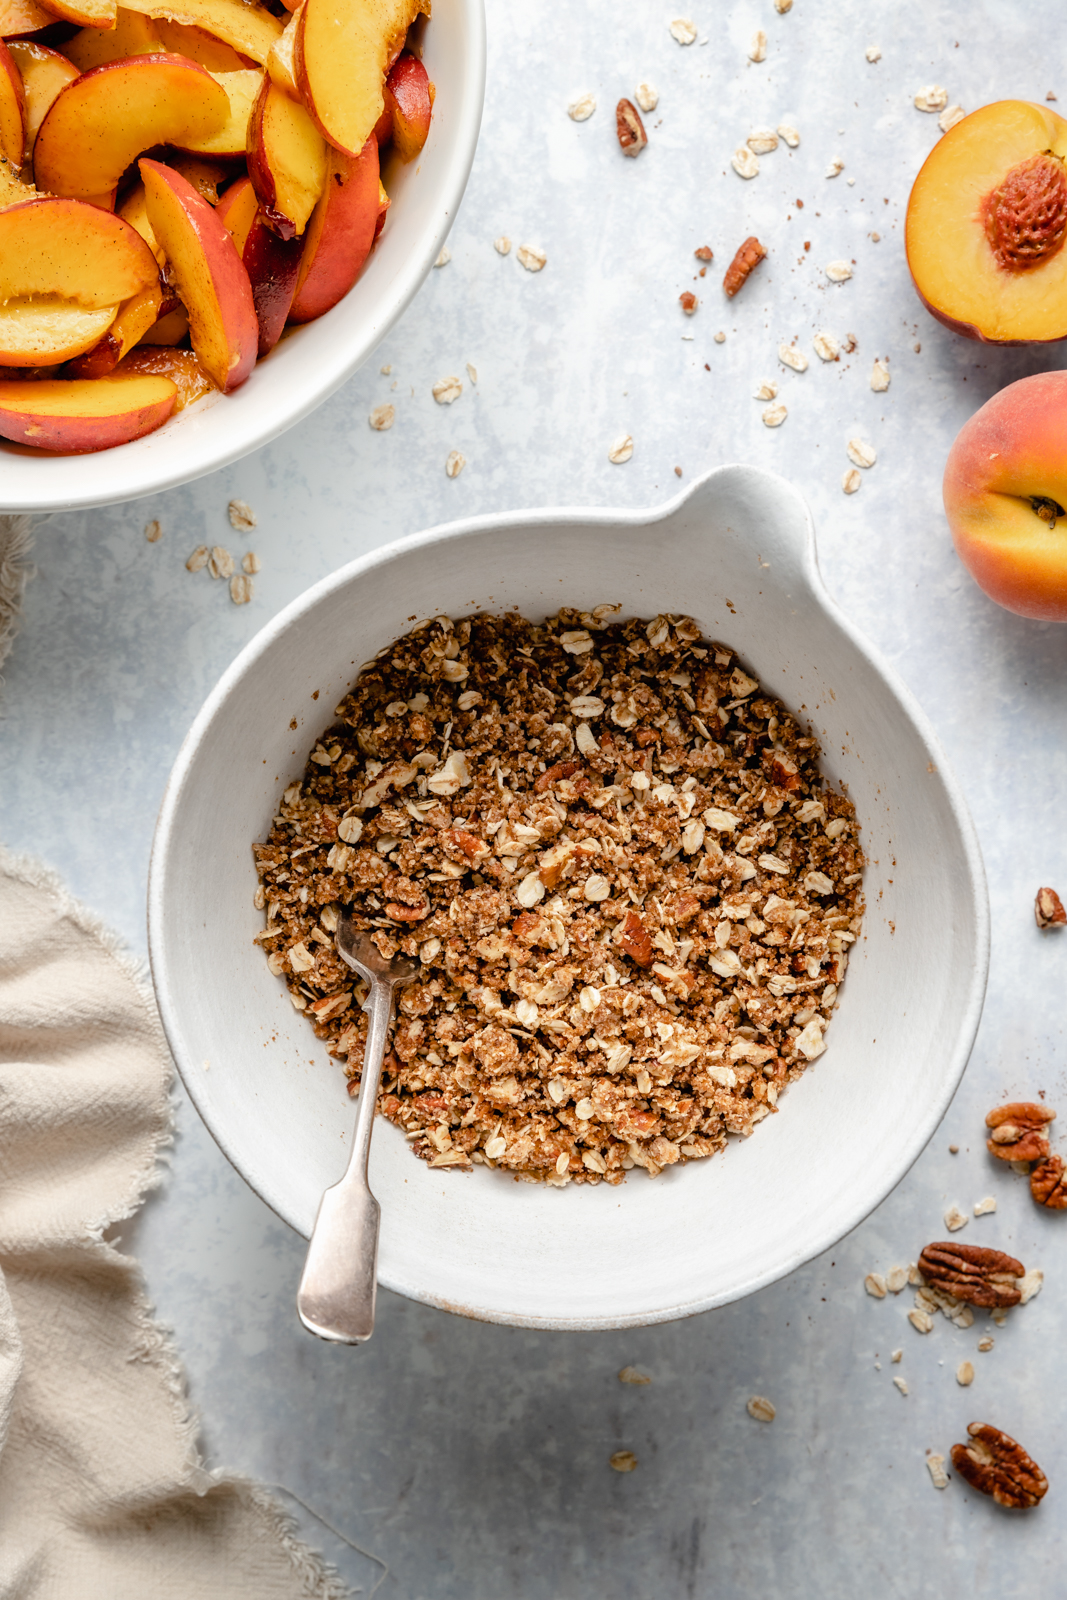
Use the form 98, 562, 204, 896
0, 195, 159, 303
177, 66, 261, 157
246, 74, 324, 238
0, 370, 176, 450
140, 155, 256, 389
34, 54, 229, 199
154, 17, 249, 69
120, 0, 281, 66
907, 100, 1067, 343
295, 0, 425, 159
288, 134, 377, 323
7, 40, 76, 156
383, 49, 431, 162
65, 278, 163, 374
114, 342, 213, 407
242, 207, 301, 354
0, 298, 118, 364
215, 167, 256, 252
0, 38, 24, 165
63, 7, 162, 69
1, 0, 58, 37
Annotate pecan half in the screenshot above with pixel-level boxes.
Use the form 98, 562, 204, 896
986, 1101, 1055, 1162
917, 1242, 1024, 1308
723, 236, 766, 297
1035, 886, 1066, 928
1031, 1153, 1067, 1209
616, 98, 647, 156
619, 909, 654, 968
951, 1423, 1048, 1508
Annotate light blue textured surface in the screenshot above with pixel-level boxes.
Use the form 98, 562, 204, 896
3, 2, 1067, 1593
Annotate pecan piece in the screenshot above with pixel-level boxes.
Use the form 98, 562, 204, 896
1031, 1153, 1067, 1209
535, 759, 581, 792
619, 909, 654, 968
723, 236, 766, 297
1035, 886, 1066, 928
918, 1241, 1024, 1308
694, 245, 713, 261
616, 97, 647, 156
679, 291, 698, 315
986, 1101, 1055, 1162
950, 1423, 1048, 1508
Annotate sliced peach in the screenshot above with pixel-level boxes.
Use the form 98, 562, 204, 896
1, 0, 58, 37
165, 154, 230, 202
120, 0, 281, 66
246, 74, 324, 238
0, 195, 159, 303
154, 17, 248, 69
139, 303, 188, 342
383, 49, 431, 162
0, 38, 24, 165
215, 167, 256, 252
289, 134, 377, 323
114, 343, 212, 407
63, 7, 162, 69
177, 66, 261, 156
0, 149, 34, 206
34, 0, 116, 31
0, 370, 176, 450
64, 278, 163, 374
7, 40, 76, 157
265, 1, 298, 95
118, 178, 163, 259
0, 298, 118, 364
907, 100, 1067, 344
35, 54, 229, 199
295, 0, 425, 159
140, 155, 256, 389
242, 207, 301, 354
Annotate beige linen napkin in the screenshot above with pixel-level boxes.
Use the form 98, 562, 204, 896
0, 849, 347, 1599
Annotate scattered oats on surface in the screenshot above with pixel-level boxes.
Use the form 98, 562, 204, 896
865, 44, 882, 63
668, 17, 697, 45
945, 1204, 969, 1232
493, 235, 512, 255
747, 1396, 776, 1423
865, 1272, 888, 1299
754, 379, 778, 401
432, 376, 463, 405
939, 104, 965, 133
891, 1348, 903, 1363
608, 434, 634, 464
977, 1336, 995, 1352
957, 1361, 975, 1387
893, 1376, 909, 1396
886, 1266, 908, 1294
1019, 1267, 1044, 1305
445, 450, 466, 479
230, 573, 253, 605
517, 243, 547, 272
926, 1454, 949, 1490
825, 157, 845, 178
870, 358, 891, 391
779, 343, 808, 372
748, 127, 778, 155
915, 84, 948, 113
433, 245, 451, 267
609, 1450, 638, 1472
847, 438, 877, 469
777, 123, 800, 147
762, 403, 787, 428
748, 28, 767, 62
974, 1196, 997, 1216
813, 332, 839, 362
369, 403, 395, 430
466, 363, 477, 384
618, 1366, 652, 1385
228, 498, 256, 531
144, 519, 162, 543
568, 92, 596, 121
731, 145, 760, 179
825, 260, 853, 283
909, 1309, 933, 1334
714, 330, 726, 343
208, 545, 235, 580
635, 82, 658, 113
242, 551, 260, 575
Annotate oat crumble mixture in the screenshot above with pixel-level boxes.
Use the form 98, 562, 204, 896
251, 608, 865, 1186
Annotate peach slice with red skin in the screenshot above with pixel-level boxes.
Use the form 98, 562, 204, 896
242, 207, 301, 354
0, 371, 176, 451
943, 370, 1067, 620
0, 299, 119, 364
288, 134, 379, 323
7, 40, 77, 156
0, 195, 160, 303
119, 0, 282, 67
0, 38, 24, 166
907, 100, 1067, 343
215, 168, 256, 252
139, 156, 256, 390
34, 53, 229, 199
246, 74, 325, 238
295, 0, 426, 159
382, 50, 431, 162
33, 0, 117, 33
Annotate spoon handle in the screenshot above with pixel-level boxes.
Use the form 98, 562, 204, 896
296, 977, 395, 1344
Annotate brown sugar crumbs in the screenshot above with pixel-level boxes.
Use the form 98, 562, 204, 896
252, 610, 864, 1186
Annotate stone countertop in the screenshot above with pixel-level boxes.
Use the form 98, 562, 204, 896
3, 2, 1066, 1593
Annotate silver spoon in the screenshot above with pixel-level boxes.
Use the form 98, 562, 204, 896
296, 910, 418, 1344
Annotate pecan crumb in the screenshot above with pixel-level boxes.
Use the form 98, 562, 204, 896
1035, 886, 1066, 928
616, 98, 647, 157
723, 237, 766, 297
951, 1423, 1048, 1508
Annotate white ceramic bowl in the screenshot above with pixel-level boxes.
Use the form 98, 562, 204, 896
149, 466, 989, 1330
1, 0, 485, 515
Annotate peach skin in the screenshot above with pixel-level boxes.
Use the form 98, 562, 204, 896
943, 370, 1067, 620
0, 371, 177, 451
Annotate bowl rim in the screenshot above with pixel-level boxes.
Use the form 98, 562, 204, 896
0, 0, 487, 515
148, 465, 991, 1327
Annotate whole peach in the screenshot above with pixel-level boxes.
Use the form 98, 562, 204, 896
943, 371, 1067, 620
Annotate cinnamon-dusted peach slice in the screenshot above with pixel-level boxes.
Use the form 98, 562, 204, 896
265, 2, 299, 95
65, 278, 163, 375
0, 370, 176, 451
907, 100, 1067, 343
139, 303, 188, 342
154, 17, 248, 69
215, 169, 256, 252
120, 0, 281, 66
246, 75, 324, 238
382, 49, 431, 163
0, 299, 119, 364
63, 7, 162, 70
7, 40, 77, 157
33, 0, 116, 32
0, 195, 159, 303
0, 0, 57, 37
0, 38, 24, 166
34, 54, 229, 199
140, 156, 256, 389
295, 0, 426, 159
242, 208, 301, 354
288, 135, 378, 323
177, 66, 261, 157
114, 343, 213, 407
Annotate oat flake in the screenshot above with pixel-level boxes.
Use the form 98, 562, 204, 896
891, 1348, 903, 1363
777, 123, 800, 147
842, 469, 862, 495
608, 434, 634, 464
762, 403, 787, 428
957, 1361, 975, 1387
944, 1204, 968, 1232
847, 438, 877, 469
185, 545, 209, 572
864, 1272, 887, 1299
609, 1450, 638, 1472
774, 0, 792, 11
433, 245, 451, 267
668, 17, 697, 45
915, 84, 948, 113
731, 146, 760, 179
977, 1336, 995, 1353
813, 332, 839, 362
242, 551, 260, 575
228, 498, 256, 531
893, 1376, 908, 1396
432, 376, 463, 405
825, 157, 844, 178
144, 519, 162, 543
445, 450, 466, 479
870, 358, 890, 391
568, 93, 596, 121
493, 235, 511, 255
779, 343, 808, 372
748, 127, 778, 155
369, 404, 395, 430
208, 545, 234, 580
909, 1308, 933, 1334
714, 330, 726, 343
618, 1366, 652, 1385
753, 380, 778, 401
865, 44, 882, 63
230, 573, 253, 606
886, 1266, 908, 1294
466, 363, 477, 384
926, 1454, 949, 1490
635, 82, 658, 112
517, 243, 547, 272
1019, 1267, 1044, 1305
825, 260, 853, 283
748, 28, 767, 62
747, 1396, 775, 1423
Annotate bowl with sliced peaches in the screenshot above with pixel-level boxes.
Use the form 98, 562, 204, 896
0, 0, 484, 509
